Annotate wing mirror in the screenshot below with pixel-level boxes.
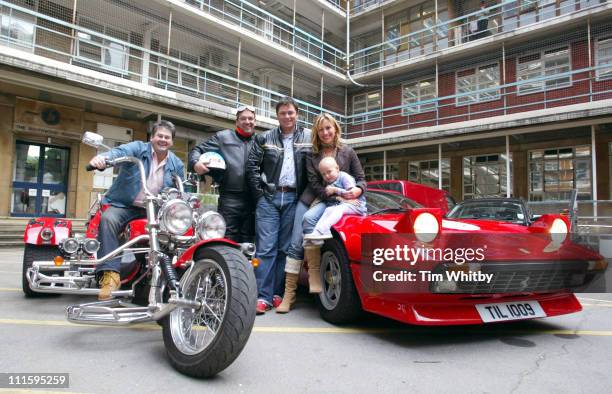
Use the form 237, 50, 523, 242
82, 131, 111, 151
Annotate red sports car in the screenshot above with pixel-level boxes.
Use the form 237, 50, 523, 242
316, 191, 607, 325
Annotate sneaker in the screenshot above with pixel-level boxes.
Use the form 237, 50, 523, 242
256, 300, 272, 315
98, 271, 121, 301
304, 232, 333, 241
272, 295, 283, 309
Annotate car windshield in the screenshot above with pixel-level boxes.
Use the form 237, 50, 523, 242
366, 191, 421, 214
446, 201, 526, 224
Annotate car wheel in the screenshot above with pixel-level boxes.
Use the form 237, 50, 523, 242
316, 238, 362, 324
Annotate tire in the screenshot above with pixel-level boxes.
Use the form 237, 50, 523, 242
22, 244, 62, 298
316, 238, 362, 324
162, 245, 257, 378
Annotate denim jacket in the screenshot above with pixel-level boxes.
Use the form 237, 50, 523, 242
101, 141, 185, 208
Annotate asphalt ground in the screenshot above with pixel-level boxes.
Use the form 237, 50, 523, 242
1, 247, 611, 393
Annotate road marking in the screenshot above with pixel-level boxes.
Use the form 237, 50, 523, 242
581, 303, 612, 308
0, 270, 19, 274
0, 288, 20, 292
1, 318, 612, 336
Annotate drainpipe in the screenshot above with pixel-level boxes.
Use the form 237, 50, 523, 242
345, 1, 365, 87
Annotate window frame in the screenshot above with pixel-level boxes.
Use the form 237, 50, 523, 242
462, 152, 512, 199
352, 91, 381, 124
455, 62, 500, 106
528, 145, 592, 201
595, 35, 612, 81
74, 17, 130, 75
401, 77, 437, 116
407, 158, 450, 192
516, 46, 572, 95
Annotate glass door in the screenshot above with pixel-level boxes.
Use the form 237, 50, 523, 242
11, 141, 70, 217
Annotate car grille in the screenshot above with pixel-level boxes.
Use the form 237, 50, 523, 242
433, 261, 590, 294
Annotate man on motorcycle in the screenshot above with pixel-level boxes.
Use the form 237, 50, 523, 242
188, 106, 257, 243
88, 120, 185, 300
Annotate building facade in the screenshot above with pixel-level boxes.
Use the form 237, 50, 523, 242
0, 0, 611, 219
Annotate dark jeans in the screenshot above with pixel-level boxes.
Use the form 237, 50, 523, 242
218, 193, 255, 243
96, 205, 146, 273
254, 191, 297, 305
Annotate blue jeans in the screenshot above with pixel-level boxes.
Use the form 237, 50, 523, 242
302, 201, 328, 235
254, 191, 297, 305
96, 206, 146, 274
286, 201, 309, 261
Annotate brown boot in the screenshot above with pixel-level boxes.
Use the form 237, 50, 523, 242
304, 246, 322, 294
276, 272, 299, 313
98, 271, 121, 301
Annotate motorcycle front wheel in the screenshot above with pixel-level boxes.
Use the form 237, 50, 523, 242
161, 245, 256, 378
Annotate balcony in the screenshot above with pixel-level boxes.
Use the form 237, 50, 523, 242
345, 63, 612, 142
175, 0, 347, 75
350, 0, 611, 78
0, 0, 341, 126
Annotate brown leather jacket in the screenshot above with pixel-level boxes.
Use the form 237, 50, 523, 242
301, 144, 367, 206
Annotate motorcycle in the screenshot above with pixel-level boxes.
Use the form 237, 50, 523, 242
22, 131, 257, 378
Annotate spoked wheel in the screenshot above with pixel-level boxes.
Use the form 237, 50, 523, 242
316, 238, 362, 324
162, 245, 256, 378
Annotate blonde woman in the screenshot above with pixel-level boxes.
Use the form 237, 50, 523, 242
277, 113, 366, 313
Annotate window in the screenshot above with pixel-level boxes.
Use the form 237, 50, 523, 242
352, 91, 381, 123
402, 77, 436, 115
364, 163, 399, 181
0, 6, 36, 51
529, 146, 591, 201
596, 36, 612, 80
517, 47, 571, 94
408, 159, 450, 191
158, 48, 199, 93
456, 63, 500, 105
463, 153, 512, 199
75, 18, 129, 74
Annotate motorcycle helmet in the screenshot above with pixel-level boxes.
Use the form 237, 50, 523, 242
199, 151, 226, 182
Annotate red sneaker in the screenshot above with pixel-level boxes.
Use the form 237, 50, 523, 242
256, 300, 271, 315
272, 295, 283, 309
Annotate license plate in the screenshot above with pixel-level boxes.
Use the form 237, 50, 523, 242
476, 301, 546, 323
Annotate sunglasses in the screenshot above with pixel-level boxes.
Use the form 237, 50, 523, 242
236, 105, 256, 114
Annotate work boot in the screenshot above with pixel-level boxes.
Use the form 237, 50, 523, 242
98, 271, 121, 301
304, 246, 322, 294
276, 273, 299, 313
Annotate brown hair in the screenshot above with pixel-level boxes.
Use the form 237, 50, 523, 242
311, 113, 342, 154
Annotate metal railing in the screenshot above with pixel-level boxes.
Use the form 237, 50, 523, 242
351, 0, 608, 75
0, 0, 342, 126
345, 64, 612, 138
181, 0, 346, 73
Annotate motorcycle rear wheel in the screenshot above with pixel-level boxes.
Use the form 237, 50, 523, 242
161, 245, 256, 378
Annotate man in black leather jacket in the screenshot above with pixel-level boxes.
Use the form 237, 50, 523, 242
189, 105, 256, 243
246, 97, 311, 314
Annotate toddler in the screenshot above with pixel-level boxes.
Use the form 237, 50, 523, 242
304, 157, 366, 240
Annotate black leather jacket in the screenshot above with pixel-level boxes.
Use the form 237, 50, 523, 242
188, 129, 254, 194
246, 126, 312, 200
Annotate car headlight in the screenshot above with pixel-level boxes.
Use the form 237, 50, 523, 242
550, 218, 568, 244
159, 199, 193, 235
413, 212, 439, 243
197, 211, 226, 240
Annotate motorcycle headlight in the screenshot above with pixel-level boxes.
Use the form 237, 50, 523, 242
159, 199, 193, 235
162, 187, 181, 200
61, 238, 80, 254
413, 212, 439, 243
197, 211, 226, 240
